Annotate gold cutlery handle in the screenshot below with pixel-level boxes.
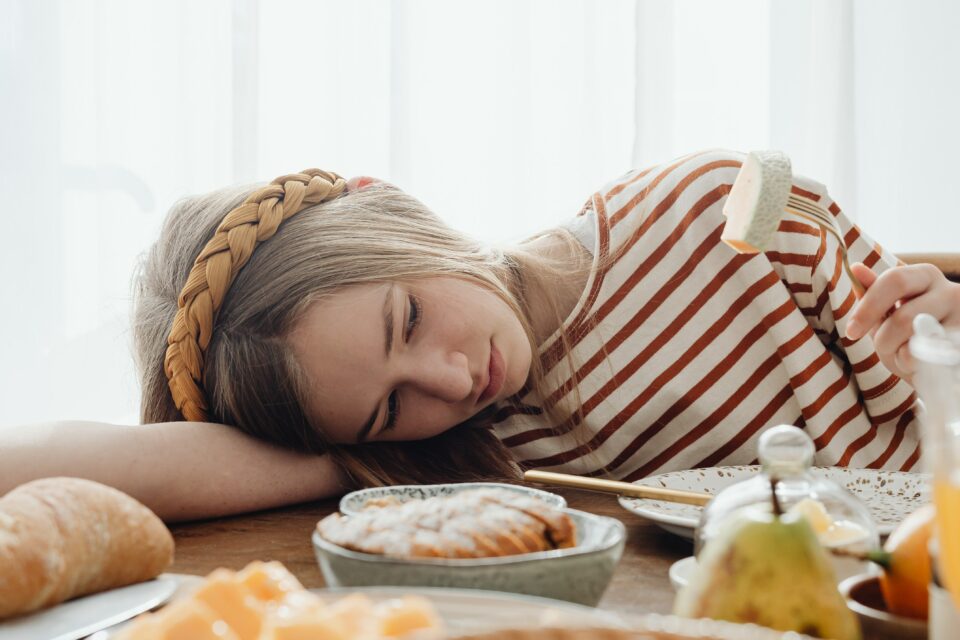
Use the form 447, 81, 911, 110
785, 197, 866, 298
524, 470, 712, 507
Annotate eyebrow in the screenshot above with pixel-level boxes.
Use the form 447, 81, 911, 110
356, 286, 395, 444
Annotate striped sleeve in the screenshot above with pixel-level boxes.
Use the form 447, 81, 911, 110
764, 174, 917, 435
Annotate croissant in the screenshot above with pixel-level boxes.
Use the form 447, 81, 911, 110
0, 477, 174, 619
317, 488, 575, 559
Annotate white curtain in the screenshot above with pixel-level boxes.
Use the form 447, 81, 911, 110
633, 0, 960, 250
2, 0, 958, 427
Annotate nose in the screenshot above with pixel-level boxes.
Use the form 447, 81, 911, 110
404, 349, 474, 404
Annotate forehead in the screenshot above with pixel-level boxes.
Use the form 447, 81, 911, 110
302, 282, 389, 326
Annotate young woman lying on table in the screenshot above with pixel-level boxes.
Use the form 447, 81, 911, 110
4, 150, 958, 522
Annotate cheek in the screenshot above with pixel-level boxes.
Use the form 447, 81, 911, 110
504, 317, 534, 389
510, 345, 533, 391
396, 401, 463, 441
396, 419, 457, 442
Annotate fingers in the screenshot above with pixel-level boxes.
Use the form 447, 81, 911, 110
893, 342, 914, 383
843, 262, 959, 382
846, 264, 943, 340
850, 262, 878, 294
870, 289, 955, 380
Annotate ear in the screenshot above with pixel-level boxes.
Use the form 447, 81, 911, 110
346, 176, 381, 192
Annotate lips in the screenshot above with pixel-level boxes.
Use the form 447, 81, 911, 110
478, 343, 505, 404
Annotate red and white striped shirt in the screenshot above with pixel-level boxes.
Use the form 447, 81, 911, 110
492, 150, 919, 480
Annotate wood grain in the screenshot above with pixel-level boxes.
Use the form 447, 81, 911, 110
167, 488, 691, 616
899, 253, 960, 282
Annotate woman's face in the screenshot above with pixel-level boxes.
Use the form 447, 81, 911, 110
288, 277, 533, 444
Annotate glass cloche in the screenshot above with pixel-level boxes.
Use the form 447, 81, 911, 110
695, 425, 879, 576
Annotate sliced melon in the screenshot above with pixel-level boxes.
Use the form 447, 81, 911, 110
721, 150, 793, 253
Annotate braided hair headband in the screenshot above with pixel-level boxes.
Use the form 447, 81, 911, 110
164, 169, 347, 422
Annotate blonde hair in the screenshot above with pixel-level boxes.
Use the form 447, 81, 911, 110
133, 180, 585, 486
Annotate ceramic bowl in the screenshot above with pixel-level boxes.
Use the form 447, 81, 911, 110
312, 507, 625, 607
839, 573, 927, 640
338, 482, 566, 516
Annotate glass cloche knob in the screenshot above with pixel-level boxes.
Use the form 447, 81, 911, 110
758, 424, 815, 475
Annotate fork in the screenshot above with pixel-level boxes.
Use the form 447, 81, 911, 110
784, 194, 866, 298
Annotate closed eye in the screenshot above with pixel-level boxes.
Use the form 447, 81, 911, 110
382, 294, 422, 435
383, 390, 400, 433
405, 294, 421, 340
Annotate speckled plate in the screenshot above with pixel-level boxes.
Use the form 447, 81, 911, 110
619, 466, 930, 539
339, 482, 566, 516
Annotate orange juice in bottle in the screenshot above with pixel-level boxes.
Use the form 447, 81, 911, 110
935, 474, 960, 609
909, 320, 960, 613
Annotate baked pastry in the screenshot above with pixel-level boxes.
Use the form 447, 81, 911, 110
317, 488, 576, 558
0, 477, 174, 619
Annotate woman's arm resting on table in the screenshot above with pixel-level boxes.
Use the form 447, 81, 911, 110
0, 420, 348, 522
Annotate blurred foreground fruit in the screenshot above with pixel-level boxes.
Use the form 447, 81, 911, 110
674, 479, 860, 639
874, 504, 935, 619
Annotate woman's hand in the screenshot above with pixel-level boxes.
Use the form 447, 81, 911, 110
846, 262, 960, 382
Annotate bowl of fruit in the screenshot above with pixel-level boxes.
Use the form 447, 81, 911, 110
838, 504, 934, 640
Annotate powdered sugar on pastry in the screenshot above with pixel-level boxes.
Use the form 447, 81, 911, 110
316, 488, 576, 559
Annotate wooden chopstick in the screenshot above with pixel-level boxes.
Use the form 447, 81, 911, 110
524, 470, 713, 507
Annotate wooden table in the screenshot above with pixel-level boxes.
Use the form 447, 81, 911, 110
168, 488, 692, 616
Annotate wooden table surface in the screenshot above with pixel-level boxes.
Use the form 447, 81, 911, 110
168, 487, 692, 616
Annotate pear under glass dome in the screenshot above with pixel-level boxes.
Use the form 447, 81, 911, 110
696, 425, 879, 555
